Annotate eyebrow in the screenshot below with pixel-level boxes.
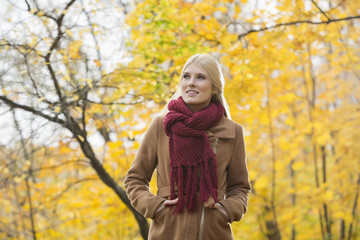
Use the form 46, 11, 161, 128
183, 71, 207, 76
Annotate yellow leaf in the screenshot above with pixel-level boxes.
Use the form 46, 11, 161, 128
74, 107, 82, 113
36, 10, 45, 17
292, 161, 304, 171
38, 97, 46, 102
29, 36, 37, 47
14, 175, 25, 183
246, 73, 254, 79
126, 130, 134, 140
65, 29, 73, 37
68, 40, 82, 59
30, 8, 38, 14
324, 190, 334, 201
2, 88, 9, 95
54, 106, 61, 112
94, 60, 101, 67
64, 74, 71, 81
218, 6, 227, 13
85, 78, 93, 88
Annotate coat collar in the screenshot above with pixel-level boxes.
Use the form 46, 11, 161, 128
206, 116, 235, 139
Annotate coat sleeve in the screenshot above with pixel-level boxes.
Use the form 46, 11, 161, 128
218, 123, 251, 223
124, 116, 165, 219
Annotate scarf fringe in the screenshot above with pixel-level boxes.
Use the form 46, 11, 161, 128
171, 161, 218, 213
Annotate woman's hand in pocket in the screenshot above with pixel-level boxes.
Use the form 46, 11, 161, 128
213, 202, 229, 220
154, 198, 178, 216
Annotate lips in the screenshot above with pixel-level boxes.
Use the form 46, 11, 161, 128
186, 90, 199, 94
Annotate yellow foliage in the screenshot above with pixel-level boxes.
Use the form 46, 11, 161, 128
68, 40, 82, 59
1, 0, 359, 239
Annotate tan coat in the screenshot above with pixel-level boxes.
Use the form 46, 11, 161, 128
125, 115, 250, 240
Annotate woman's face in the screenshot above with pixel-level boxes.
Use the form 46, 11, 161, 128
181, 63, 215, 112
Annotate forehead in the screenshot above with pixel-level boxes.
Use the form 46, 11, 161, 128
183, 63, 207, 75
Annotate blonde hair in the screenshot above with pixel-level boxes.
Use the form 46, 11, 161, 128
161, 54, 231, 119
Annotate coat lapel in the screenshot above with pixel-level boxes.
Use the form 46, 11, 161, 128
207, 116, 235, 139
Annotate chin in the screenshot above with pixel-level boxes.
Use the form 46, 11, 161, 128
183, 99, 198, 105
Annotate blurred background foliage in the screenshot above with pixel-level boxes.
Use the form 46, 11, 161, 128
0, 0, 359, 239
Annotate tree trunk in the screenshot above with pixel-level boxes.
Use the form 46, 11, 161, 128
290, 160, 296, 240
340, 219, 345, 240
302, 43, 326, 240
347, 173, 360, 240
76, 133, 149, 239
321, 146, 332, 239
1, 96, 150, 239
25, 177, 37, 240
265, 78, 281, 240
265, 220, 281, 240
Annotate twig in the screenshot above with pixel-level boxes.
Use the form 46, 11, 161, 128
311, 0, 331, 21
238, 15, 360, 39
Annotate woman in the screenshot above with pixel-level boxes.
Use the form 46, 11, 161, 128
125, 54, 250, 240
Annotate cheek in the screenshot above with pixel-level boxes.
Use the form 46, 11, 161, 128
180, 80, 186, 89
204, 83, 214, 94
180, 81, 187, 93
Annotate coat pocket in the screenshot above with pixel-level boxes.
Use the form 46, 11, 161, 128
204, 208, 233, 240
213, 208, 229, 226
153, 206, 169, 223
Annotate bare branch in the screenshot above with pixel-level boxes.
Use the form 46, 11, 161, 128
87, 98, 144, 105
0, 42, 43, 57
81, 88, 88, 131
81, 5, 104, 75
24, 159, 89, 174
24, 0, 31, 11
238, 15, 360, 39
311, 0, 331, 21
52, 177, 99, 202
0, 95, 65, 125
45, 0, 75, 102
23, 55, 40, 96
191, 29, 221, 45
44, 0, 77, 104
25, 0, 57, 22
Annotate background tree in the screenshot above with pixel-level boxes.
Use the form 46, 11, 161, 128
0, 0, 150, 239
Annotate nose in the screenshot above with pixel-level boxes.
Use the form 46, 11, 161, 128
188, 76, 195, 86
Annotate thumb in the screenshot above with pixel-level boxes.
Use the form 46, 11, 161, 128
164, 198, 178, 206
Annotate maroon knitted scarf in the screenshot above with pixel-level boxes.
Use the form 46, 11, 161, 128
163, 97, 225, 213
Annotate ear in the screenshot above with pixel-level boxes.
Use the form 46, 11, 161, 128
212, 88, 218, 95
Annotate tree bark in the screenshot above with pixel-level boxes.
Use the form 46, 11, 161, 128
265, 78, 281, 240
347, 173, 360, 240
321, 146, 332, 239
302, 44, 326, 240
25, 177, 37, 240
340, 219, 345, 240
76, 133, 149, 239
289, 160, 296, 240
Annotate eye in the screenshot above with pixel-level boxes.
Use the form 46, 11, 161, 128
198, 75, 205, 80
183, 74, 190, 79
